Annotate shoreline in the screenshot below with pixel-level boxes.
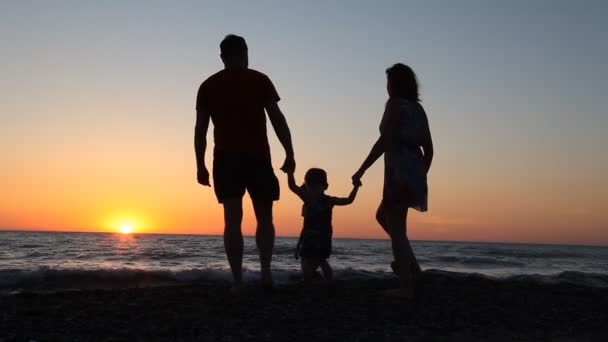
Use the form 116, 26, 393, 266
2, 272, 607, 341
2, 268, 608, 295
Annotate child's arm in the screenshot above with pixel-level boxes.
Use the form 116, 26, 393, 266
294, 229, 304, 259
330, 184, 360, 206
287, 171, 307, 201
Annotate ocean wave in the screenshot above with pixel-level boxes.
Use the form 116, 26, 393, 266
434, 256, 526, 267
0, 266, 391, 291
25, 251, 48, 258
0, 267, 299, 290
503, 271, 608, 288
2, 267, 607, 294
482, 249, 585, 259
137, 251, 202, 260
269, 245, 297, 255
18, 244, 45, 249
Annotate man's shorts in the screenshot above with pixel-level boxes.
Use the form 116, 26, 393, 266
213, 151, 280, 203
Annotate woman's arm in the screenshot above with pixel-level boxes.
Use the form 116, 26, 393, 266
352, 101, 400, 184
351, 138, 386, 184
422, 140, 433, 173
420, 110, 434, 173
331, 185, 360, 206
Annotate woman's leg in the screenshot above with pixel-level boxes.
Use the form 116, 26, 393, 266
376, 201, 390, 237
408, 239, 422, 275
385, 204, 415, 296
379, 201, 422, 275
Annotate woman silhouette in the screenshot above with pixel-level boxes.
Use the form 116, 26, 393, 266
352, 64, 433, 298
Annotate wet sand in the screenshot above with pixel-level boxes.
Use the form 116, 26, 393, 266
1, 271, 607, 341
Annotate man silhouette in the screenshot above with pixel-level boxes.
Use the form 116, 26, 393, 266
195, 34, 295, 290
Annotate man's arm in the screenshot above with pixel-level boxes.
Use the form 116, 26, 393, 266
265, 101, 295, 173
331, 185, 360, 206
194, 108, 211, 186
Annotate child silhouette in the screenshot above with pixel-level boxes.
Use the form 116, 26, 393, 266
287, 168, 360, 294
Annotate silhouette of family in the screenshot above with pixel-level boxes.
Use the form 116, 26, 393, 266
195, 34, 433, 298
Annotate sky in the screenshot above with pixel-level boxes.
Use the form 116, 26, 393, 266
1, 1, 607, 245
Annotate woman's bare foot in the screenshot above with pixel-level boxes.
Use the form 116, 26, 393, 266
391, 261, 423, 278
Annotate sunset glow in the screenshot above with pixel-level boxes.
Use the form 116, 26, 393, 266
0, 2, 606, 245
120, 224, 133, 235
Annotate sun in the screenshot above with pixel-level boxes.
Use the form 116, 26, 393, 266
105, 215, 144, 235
119, 224, 133, 234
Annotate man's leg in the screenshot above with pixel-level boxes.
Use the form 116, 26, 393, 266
223, 197, 244, 286
252, 199, 274, 286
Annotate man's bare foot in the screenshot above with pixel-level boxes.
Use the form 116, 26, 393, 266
261, 268, 273, 290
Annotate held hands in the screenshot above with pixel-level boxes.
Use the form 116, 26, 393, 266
351, 169, 364, 187
280, 155, 296, 174
197, 167, 211, 186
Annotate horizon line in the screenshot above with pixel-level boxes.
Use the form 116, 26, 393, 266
1, 228, 606, 248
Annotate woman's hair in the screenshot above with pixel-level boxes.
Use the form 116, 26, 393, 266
304, 168, 328, 187
386, 63, 420, 102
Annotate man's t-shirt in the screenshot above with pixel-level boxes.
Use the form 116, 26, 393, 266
196, 68, 280, 161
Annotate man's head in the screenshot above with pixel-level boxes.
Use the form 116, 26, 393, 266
220, 34, 248, 67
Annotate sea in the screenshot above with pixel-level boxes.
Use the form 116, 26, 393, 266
1, 231, 608, 292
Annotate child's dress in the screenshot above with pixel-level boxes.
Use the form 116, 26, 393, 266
297, 194, 334, 260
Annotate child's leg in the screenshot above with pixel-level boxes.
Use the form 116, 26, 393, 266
319, 260, 333, 282
320, 260, 336, 296
301, 257, 321, 283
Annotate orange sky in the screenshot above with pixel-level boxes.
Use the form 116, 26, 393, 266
1, 132, 606, 245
